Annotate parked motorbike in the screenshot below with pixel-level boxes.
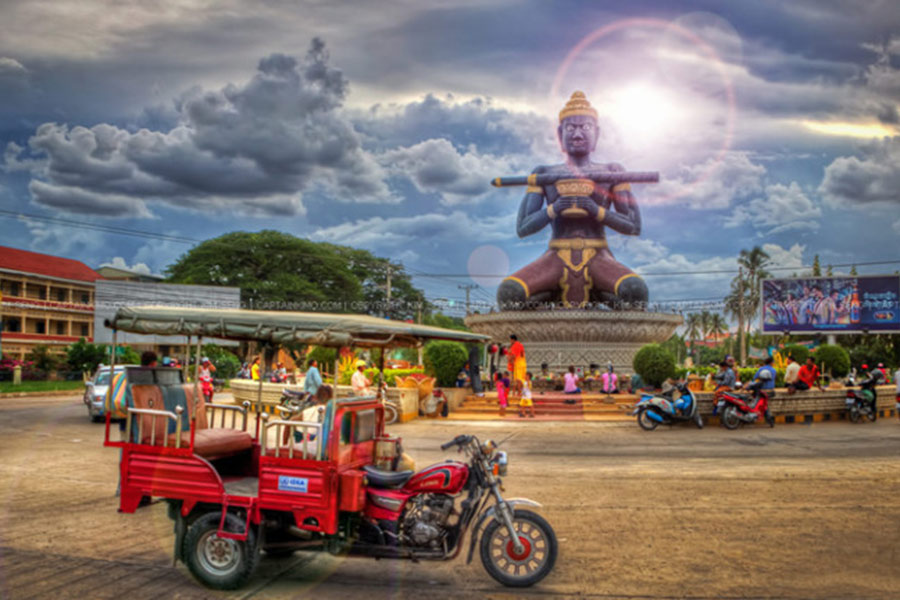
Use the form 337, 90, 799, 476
845, 369, 883, 423
716, 376, 775, 429
280, 388, 313, 411
633, 381, 703, 430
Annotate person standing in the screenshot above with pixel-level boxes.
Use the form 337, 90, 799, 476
495, 371, 510, 417
894, 365, 900, 416
303, 359, 323, 396
507, 334, 527, 385
250, 357, 261, 381
468, 344, 484, 396
518, 372, 535, 418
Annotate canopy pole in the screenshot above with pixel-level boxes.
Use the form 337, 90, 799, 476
255, 347, 264, 440
377, 346, 386, 401
191, 336, 202, 450
183, 335, 191, 382
334, 356, 340, 397
106, 329, 117, 444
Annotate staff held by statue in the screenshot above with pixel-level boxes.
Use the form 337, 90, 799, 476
491, 170, 659, 189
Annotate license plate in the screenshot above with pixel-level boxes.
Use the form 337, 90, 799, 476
845, 398, 855, 405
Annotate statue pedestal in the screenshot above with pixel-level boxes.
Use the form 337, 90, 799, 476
465, 310, 683, 374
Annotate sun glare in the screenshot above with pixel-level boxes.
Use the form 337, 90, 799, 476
599, 83, 685, 146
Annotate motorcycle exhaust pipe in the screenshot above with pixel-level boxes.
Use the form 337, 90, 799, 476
646, 410, 665, 423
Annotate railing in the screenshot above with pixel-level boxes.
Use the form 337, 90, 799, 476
260, 412, 322, 460
126, 405, 185, 448
205, 401, 250, 431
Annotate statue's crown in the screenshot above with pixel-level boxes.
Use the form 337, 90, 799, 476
559, 91, 598, 122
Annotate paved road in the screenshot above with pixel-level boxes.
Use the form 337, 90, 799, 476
2, 395, 899, 599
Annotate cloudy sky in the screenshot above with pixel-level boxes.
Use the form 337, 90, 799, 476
1, 0, 898, 314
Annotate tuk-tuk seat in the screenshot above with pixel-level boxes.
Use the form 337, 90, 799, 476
131, 384, 252, 460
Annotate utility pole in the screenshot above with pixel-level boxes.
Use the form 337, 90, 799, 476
385, 263, 392, 317
738, 266, 746, 367
416, 293, 423, 324
458, 284, 476, 315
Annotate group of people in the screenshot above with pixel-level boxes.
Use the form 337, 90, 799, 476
493, 335, 535, 418
237, 357, 292, 383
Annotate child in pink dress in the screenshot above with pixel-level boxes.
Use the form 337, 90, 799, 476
496, 371, 510, 417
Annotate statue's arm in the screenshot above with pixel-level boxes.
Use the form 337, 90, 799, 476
602, 163, 642, 236
516, 167, 551, 238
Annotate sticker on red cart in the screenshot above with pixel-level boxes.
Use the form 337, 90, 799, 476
278, 476, 309, 493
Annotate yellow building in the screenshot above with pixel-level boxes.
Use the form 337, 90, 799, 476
0, 245, 100, 361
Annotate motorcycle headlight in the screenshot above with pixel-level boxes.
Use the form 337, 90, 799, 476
481, 439, 497, 456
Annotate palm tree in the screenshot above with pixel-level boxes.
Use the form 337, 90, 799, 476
710, 313, 728, 342
732, 246, 772, 365
699, 310, 713, 341
684, 313, 702, 360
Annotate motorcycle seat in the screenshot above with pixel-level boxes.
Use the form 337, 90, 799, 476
363, 465, 414, 489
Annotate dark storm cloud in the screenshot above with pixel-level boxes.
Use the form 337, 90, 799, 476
819, 137, 900, 207
6, 40, 392, 217
354, 94, 550, 155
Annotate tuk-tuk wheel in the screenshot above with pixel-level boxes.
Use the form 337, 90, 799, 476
183, 512, 259, 590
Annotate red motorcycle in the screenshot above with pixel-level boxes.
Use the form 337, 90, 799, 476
716, 379, 775, 429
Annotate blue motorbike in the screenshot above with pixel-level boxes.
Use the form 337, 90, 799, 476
633, 381, 704, 430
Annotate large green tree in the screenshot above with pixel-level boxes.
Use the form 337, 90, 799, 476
165, 231, 424, 318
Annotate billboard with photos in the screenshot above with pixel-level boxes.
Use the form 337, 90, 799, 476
761, 275, 900, 334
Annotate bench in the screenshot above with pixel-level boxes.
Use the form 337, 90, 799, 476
130, 384, 253, 460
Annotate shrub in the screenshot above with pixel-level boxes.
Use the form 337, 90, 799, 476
362, 367, 425, 387
633, 344, 676, 388
203, 344, 242, 379
815, 344, 850, 378
782, 344, 809, 364
306, 346, 337, 370
65, 338, 107, 374
424, 341, 468, 387
26, 345, 60, 374
115, 346, 141, 366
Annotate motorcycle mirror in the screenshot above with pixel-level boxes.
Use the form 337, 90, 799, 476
496, 431, 519, 447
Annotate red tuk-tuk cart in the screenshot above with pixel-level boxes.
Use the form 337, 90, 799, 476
104, 307, 557, 590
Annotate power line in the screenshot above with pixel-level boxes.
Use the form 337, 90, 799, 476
0, 209, 200, 244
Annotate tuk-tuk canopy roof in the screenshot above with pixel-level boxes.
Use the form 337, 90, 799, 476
108, 306, 488, 347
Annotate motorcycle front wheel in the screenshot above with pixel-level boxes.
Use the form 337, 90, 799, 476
721, 405, 742, 430
480, 509, 557, 587
383, 403, 399, 425
866, 406, 877, 422
637, 408, 661, 431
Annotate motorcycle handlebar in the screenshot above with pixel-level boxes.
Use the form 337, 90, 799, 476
440, 434, 471, 450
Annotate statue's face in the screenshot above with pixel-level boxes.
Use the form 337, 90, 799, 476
558, 115, 598, 157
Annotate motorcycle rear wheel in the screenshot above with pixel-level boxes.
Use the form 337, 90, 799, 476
480, 509, 557, 587
721, 405, 742, 430
183, 512, 259, 590
849, 406, 861, 423
637, 408, 660, 431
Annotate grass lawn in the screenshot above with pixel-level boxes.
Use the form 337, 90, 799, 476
0, 380, 85, 394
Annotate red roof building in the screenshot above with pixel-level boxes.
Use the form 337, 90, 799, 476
0, 245, 102, 283
0, 245, 102, 360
